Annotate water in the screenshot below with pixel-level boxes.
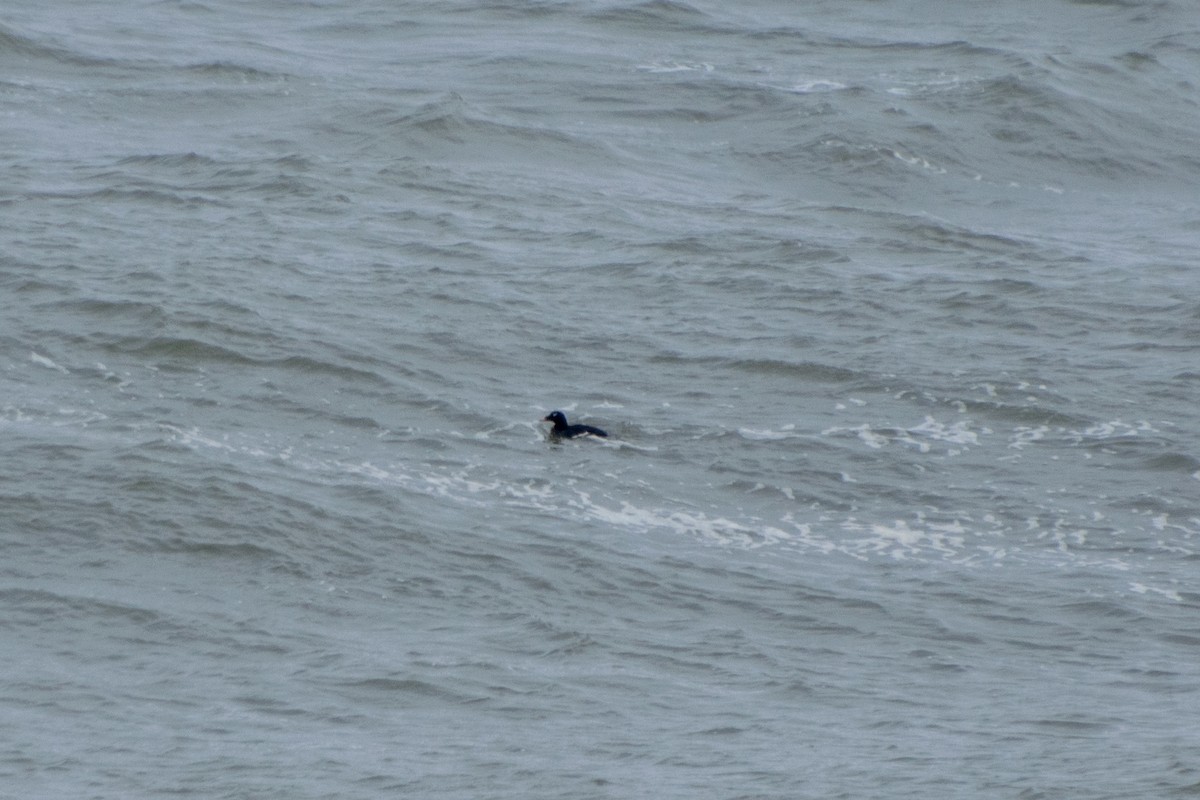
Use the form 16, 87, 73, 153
3, 1, 1200, 798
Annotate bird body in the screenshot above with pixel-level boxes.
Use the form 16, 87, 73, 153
542, 410, 607, 439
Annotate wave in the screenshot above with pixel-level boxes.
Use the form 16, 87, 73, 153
138, 408, 1198, 584
586, 0, 711, 29
0, 23, 113, 69
342, 93, 607, 166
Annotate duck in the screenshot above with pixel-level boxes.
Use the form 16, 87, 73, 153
542, 410, 608, 439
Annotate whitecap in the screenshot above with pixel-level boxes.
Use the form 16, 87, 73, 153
789, 80, 847, 94
30, 352, 69, 373
636, 61, 713, 73
1129, 583, 1183, 602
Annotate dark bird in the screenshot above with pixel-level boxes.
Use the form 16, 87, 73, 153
542, 410, 608, 439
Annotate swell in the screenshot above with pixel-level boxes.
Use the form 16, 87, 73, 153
649, 352, 862, 384
111, 336, 393, 386
1, 587, 166, 628
0, 24, 114, 69
340, 94, 609, 166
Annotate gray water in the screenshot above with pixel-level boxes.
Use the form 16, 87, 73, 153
3, 1, 1200, 798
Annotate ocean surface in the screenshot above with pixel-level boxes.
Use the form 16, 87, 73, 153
3, 1, 1200, 798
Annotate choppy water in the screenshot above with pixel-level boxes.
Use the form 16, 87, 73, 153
4, 1, 1200, 798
